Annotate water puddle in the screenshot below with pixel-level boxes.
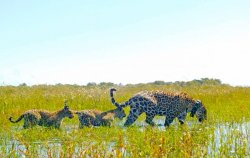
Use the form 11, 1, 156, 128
209, 122, 250, 156
1, 121, 249, 157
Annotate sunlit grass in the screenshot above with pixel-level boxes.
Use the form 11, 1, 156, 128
0, 83, 250, 157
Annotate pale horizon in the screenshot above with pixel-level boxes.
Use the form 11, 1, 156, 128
1, 1, 250, 86
0, 78, 232, 87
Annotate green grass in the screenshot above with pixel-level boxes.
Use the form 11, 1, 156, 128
0, 83, 250, 157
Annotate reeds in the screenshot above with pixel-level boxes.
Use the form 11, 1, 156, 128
0, 84, 249, 157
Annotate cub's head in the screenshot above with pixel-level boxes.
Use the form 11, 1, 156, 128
113, 107, 126, 120
62, 105, 74, 119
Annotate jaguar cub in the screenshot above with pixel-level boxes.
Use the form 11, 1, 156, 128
75, 107, 126, 128
9, 105, 74, 129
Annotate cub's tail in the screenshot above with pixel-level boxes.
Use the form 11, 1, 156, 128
110, 88, 130, 108
9, 114, 24, 123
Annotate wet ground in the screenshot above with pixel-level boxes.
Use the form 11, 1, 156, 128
1, 120, 249, 157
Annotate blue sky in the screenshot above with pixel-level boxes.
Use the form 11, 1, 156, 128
0, 0, 250, 86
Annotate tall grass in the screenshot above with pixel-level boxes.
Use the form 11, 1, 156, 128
0, 83, 250, 157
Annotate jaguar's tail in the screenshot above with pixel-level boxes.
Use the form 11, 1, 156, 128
110, 88, 130, 108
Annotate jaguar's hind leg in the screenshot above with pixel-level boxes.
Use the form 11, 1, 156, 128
23, 114, 38, 129
124, 108, 142, 126
124, 114, 138, 126
164, 111, 176, 127
177, 111, 187, 125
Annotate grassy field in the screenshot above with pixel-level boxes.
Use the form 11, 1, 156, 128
0, 81, 250, 157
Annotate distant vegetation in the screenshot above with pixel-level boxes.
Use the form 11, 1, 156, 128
16, 78, 225, 87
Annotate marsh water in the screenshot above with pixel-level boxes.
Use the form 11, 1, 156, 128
2, 121, 250, 157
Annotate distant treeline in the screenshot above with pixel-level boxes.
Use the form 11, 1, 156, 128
16, 78, 225, 87
149, 78, 223, 86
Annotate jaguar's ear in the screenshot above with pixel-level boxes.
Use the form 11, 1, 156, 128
190, 100, 200, 117
196, 100, 201, 104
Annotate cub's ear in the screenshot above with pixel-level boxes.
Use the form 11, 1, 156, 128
64, 105, 69, 110
74, 111, 80, 114
110, 88, 117, 91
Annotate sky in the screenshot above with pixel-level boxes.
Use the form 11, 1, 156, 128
0, 0, 250, 86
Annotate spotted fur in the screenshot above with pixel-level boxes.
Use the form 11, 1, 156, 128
110, 88, 207, 126
75, 107, 126, 128
9, 105, 74, 129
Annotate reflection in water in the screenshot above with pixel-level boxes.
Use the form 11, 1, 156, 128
2, 121, 249, 157
210, 122, 250, 156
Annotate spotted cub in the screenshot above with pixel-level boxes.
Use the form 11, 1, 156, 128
9, 105, 74, 129
75, 107, 126, 128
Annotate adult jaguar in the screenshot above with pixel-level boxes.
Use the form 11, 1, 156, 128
110, 88, 207, 126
